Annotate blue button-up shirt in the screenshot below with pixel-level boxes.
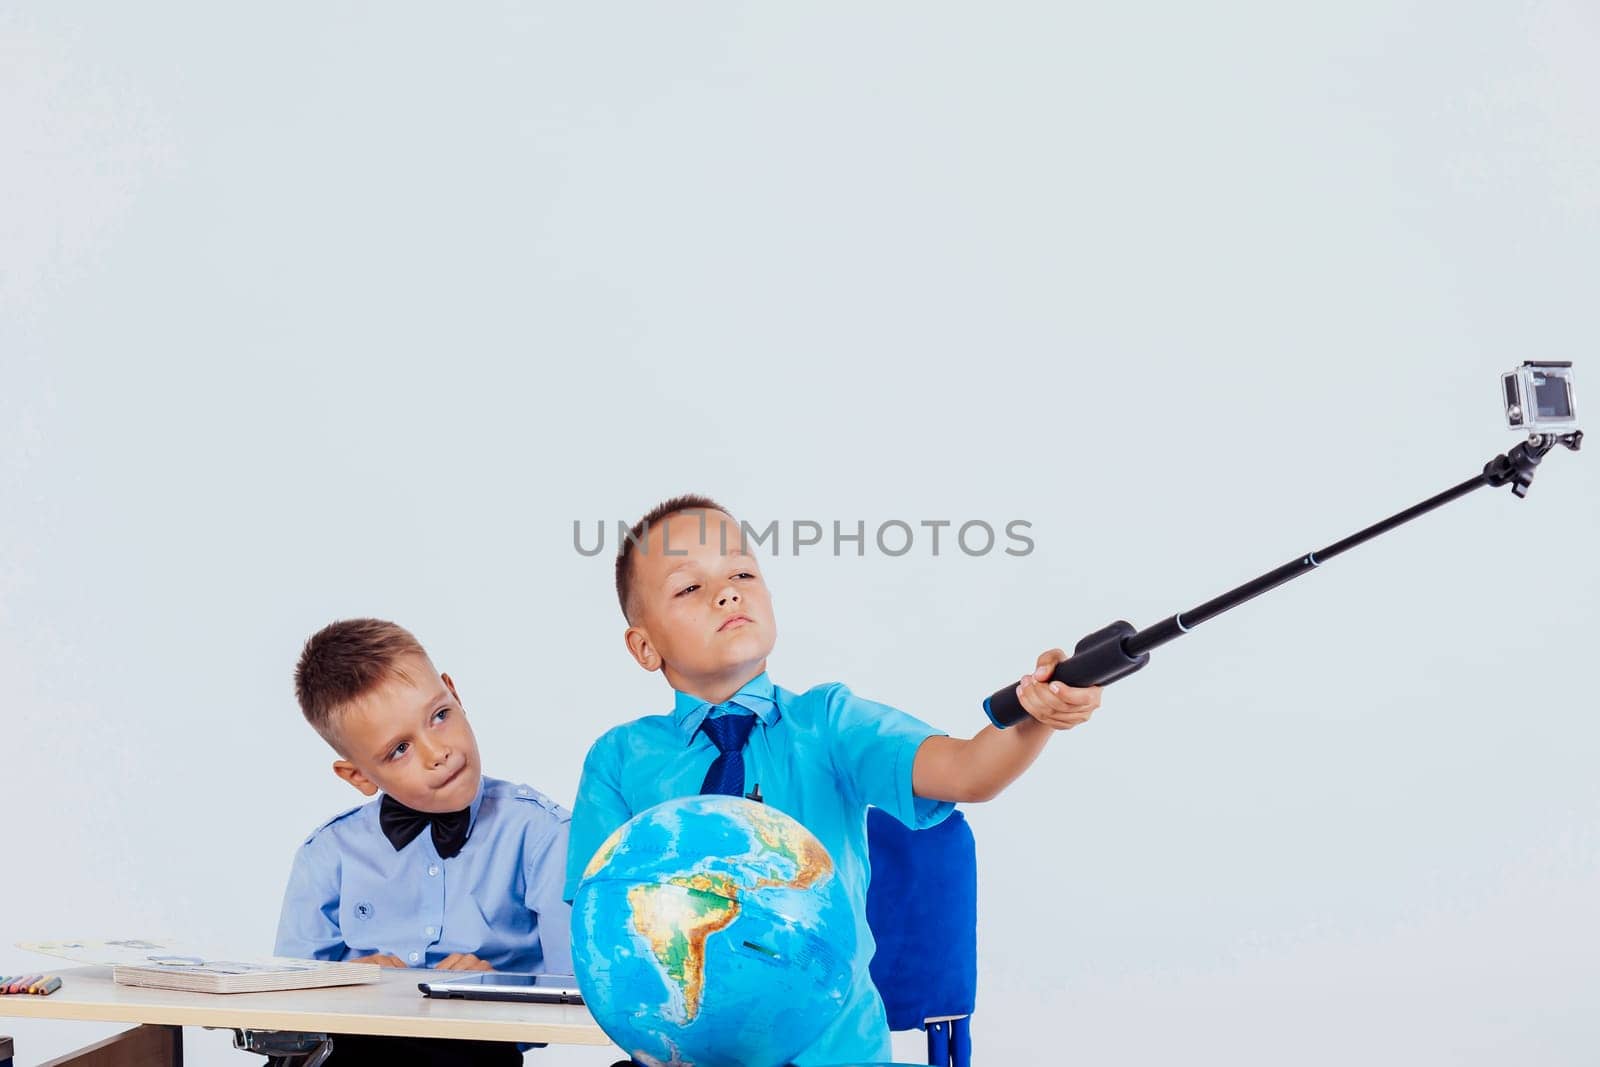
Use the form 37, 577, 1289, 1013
565, 672, 953, 1066
276, 775, 572, 974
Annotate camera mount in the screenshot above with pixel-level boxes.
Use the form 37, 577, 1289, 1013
1483, 430, 1583, 498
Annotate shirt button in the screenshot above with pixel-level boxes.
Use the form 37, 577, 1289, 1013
516, 786, 531, 796
428, 865, 440, 877
408, 952, 420, 963
425, 926, 437, 937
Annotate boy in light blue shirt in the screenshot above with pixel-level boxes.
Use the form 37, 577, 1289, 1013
568, 497, 1102, 1065
277, 619, 571, 1066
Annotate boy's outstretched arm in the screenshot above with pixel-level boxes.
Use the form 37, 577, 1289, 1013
912, 648, 1100, 804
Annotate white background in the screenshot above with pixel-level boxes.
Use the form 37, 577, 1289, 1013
3, 3, 1598, 1064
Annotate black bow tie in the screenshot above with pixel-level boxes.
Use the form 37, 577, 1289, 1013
379, 794, 473, 859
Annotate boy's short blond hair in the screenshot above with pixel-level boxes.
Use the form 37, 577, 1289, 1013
614, 494, 731, 621
294, 618, 427, 746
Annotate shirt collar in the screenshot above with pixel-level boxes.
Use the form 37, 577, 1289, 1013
671, 671, 780, 744
465, 773, 487, 833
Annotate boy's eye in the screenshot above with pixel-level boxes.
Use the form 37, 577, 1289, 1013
675, 584, 700, 598
432, 707, 450, 724
733, 572, 755, 580
388, 742, 410, 761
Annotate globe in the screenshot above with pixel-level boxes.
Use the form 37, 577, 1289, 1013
571, 795, 858, 1067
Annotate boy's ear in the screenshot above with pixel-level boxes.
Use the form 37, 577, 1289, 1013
624, 626, 662, 673
441, 671, 461, 706
332, 760, 381, 797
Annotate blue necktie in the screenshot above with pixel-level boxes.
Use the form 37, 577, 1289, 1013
699, 711, 757, 796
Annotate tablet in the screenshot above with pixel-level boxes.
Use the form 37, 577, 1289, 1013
417, 972, 585, 1005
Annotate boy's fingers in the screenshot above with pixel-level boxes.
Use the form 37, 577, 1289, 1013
1036, 702, 1094, 729
1049, 682, 1102, 707
1037, 683, 1078, 714
355, 954, 405, 968
1020, 676, 1103, 729
1017, 682, 1072, 720
1033, 648, 1068, 679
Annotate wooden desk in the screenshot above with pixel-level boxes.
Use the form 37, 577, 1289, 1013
0, 966, 611, 1064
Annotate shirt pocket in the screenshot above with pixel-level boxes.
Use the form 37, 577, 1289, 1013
338, 870, 430, 958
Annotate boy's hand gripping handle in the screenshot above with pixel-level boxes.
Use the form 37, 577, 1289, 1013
983, 621, 1150, 728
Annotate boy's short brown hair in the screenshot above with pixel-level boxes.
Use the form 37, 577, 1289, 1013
615, 494, 731, 621
294, 618, 427, 746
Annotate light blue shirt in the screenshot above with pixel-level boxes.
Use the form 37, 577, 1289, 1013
566, 672, 953, 1066
276, 775, 572, 974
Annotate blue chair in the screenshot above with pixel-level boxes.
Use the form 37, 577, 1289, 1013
865, 807, 977, 1067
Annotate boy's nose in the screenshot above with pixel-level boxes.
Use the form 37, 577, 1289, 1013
717, 587, 741, 606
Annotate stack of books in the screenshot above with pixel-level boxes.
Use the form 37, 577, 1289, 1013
18, 940, 381, 995
111, 957, 381, 994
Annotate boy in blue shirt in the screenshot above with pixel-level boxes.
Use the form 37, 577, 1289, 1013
277, 618, 572, 1066
567, 497, 1101, 1066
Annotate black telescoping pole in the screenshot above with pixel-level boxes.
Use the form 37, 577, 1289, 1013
981, 436, 1564, 728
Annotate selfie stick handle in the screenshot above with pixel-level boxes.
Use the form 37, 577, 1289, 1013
983, 435, 1579, 728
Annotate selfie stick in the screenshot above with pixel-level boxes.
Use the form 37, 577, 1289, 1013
983, 429, 1584, 728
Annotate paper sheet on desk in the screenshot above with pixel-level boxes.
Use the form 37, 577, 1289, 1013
19, 938, 359, 973
18, 939, 183, 966
19, 940, 381, 993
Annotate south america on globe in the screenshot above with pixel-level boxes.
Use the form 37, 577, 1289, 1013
571, 795, 859, 1067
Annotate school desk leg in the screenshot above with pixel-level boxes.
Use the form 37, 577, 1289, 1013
34, 1024, 182, 1067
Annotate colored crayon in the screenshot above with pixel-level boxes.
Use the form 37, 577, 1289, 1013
38, 976, 63, 994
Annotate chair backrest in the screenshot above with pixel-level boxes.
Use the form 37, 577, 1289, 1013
864, 807, 977, 1031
